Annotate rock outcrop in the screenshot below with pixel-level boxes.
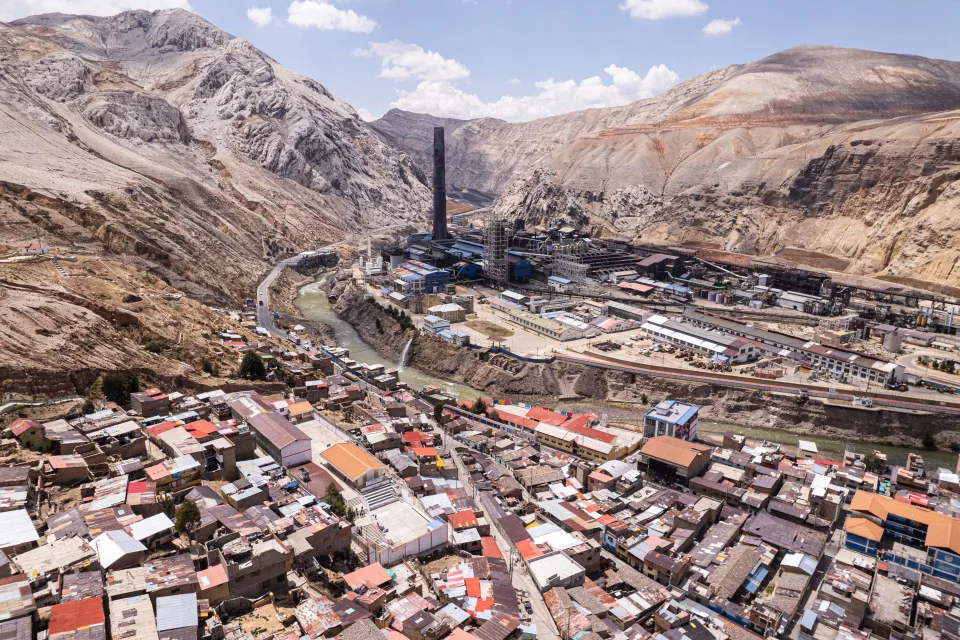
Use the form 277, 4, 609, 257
0, 9, 430, 302
374, 46, 960, 289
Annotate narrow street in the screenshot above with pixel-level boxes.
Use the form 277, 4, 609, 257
442, 432, 561, 640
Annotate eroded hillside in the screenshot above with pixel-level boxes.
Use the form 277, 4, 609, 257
0, 9, 430, 302
376, 46, 960, 288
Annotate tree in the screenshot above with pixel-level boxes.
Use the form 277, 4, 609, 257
489, 410, 501, 423
375, 318, 383, 333
922, 432, 938, 451
174, 501, 201, 535
324, 483, 348, 518
239, 351, 267, 380
863, 451, 885, 474
201, 358, 215, 375
433, 401, 445, 424
471, 397, 487, 415
102, 372, 140, 404
81, 398, 96, 414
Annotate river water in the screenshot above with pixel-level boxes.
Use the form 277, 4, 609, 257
295, 282, 481, 400
699, 420, 958, 471
295, 281, 956, 471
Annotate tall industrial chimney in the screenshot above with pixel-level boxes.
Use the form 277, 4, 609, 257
432, 126, 448, 241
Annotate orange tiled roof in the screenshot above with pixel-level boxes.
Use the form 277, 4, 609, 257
640, 436, 711, 468
320, 443, 385, 482
850, 490, 960, 553
287, 401, 313, 416
844, 517, 884, 542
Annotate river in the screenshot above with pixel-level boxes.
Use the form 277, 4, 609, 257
295, 281, 957, 471
698, 420, 958, 471
295, 281, 482, 400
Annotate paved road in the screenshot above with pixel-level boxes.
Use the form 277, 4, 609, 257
442, 433, 561, 640
0, 396, 83, 416
557, 353, 960, 416
256, 256, 301, 338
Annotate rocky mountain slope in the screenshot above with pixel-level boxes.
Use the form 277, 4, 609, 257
0, 9, 430, 302
374, 46, 960, 289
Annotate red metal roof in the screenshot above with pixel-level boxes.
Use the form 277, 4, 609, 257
515, 539, 543, 560
49, 597, 104, 635
184, 419, 218, 438
343, 562, 391, 590
127, 481, 148, 494
146, 421, 177, 438
481, 537, 503, 559
9, 419, 41, 436
448, 510, 479, 530
526, 406, 568, 426
464, 577, 481, 598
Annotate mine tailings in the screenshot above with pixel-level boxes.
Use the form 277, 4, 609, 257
299, 282, 960, 467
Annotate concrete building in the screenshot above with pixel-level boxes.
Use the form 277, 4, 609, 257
109, 596, 158, 640
637, 437, 712, 486
423, 315, 451, 335
428, 303, 466, 323
548, 276, 574, 293
130, 389, 171, 418
247, 411, 311, 468
210, 535, 291, 600
320, 443, 387, 488
643, 400, 699, 441
850, 490, 960, 581
527, 551, 586, 592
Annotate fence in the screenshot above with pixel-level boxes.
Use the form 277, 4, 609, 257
463, 343, 556, 364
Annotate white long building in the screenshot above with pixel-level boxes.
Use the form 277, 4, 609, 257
683, 309, 904, 385
641, 315, 758, 363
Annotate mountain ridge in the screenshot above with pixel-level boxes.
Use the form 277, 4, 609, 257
0, 8, 430, 301
373, 45, 960, 288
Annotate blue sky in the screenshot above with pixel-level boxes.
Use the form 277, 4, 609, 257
4, 0, 960, 121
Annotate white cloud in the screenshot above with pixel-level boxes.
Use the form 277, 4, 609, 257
507, 78, 521, 85
287, 0, 376, 33
620, 0, 708, 20
356, 107, 375, 121
702, 17, 740, 35
0, 0, 189, 21
392, 63, 679, 122
246, 6, 273, 27
354, 41, 469, 82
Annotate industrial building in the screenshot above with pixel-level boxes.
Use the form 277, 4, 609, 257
683, 309, 904, 385
489, 298, 592, 341
642, 314, 759, 363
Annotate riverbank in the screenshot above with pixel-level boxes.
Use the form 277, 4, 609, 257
295, 281, 480, 398
304, 280, 960, 453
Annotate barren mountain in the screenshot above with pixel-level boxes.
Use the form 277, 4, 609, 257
0, 9, 430, 301
374, 46, 960, 290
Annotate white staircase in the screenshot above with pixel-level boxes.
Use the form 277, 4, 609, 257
361, 478, 399, 511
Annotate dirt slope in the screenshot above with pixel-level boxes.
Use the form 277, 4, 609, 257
0, 9, 430, 302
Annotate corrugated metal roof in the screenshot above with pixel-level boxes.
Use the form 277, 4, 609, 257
0, 509, 39, 549
127, 513, 174, 541
93, 530, 146, 569
156, 593, 198, 631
